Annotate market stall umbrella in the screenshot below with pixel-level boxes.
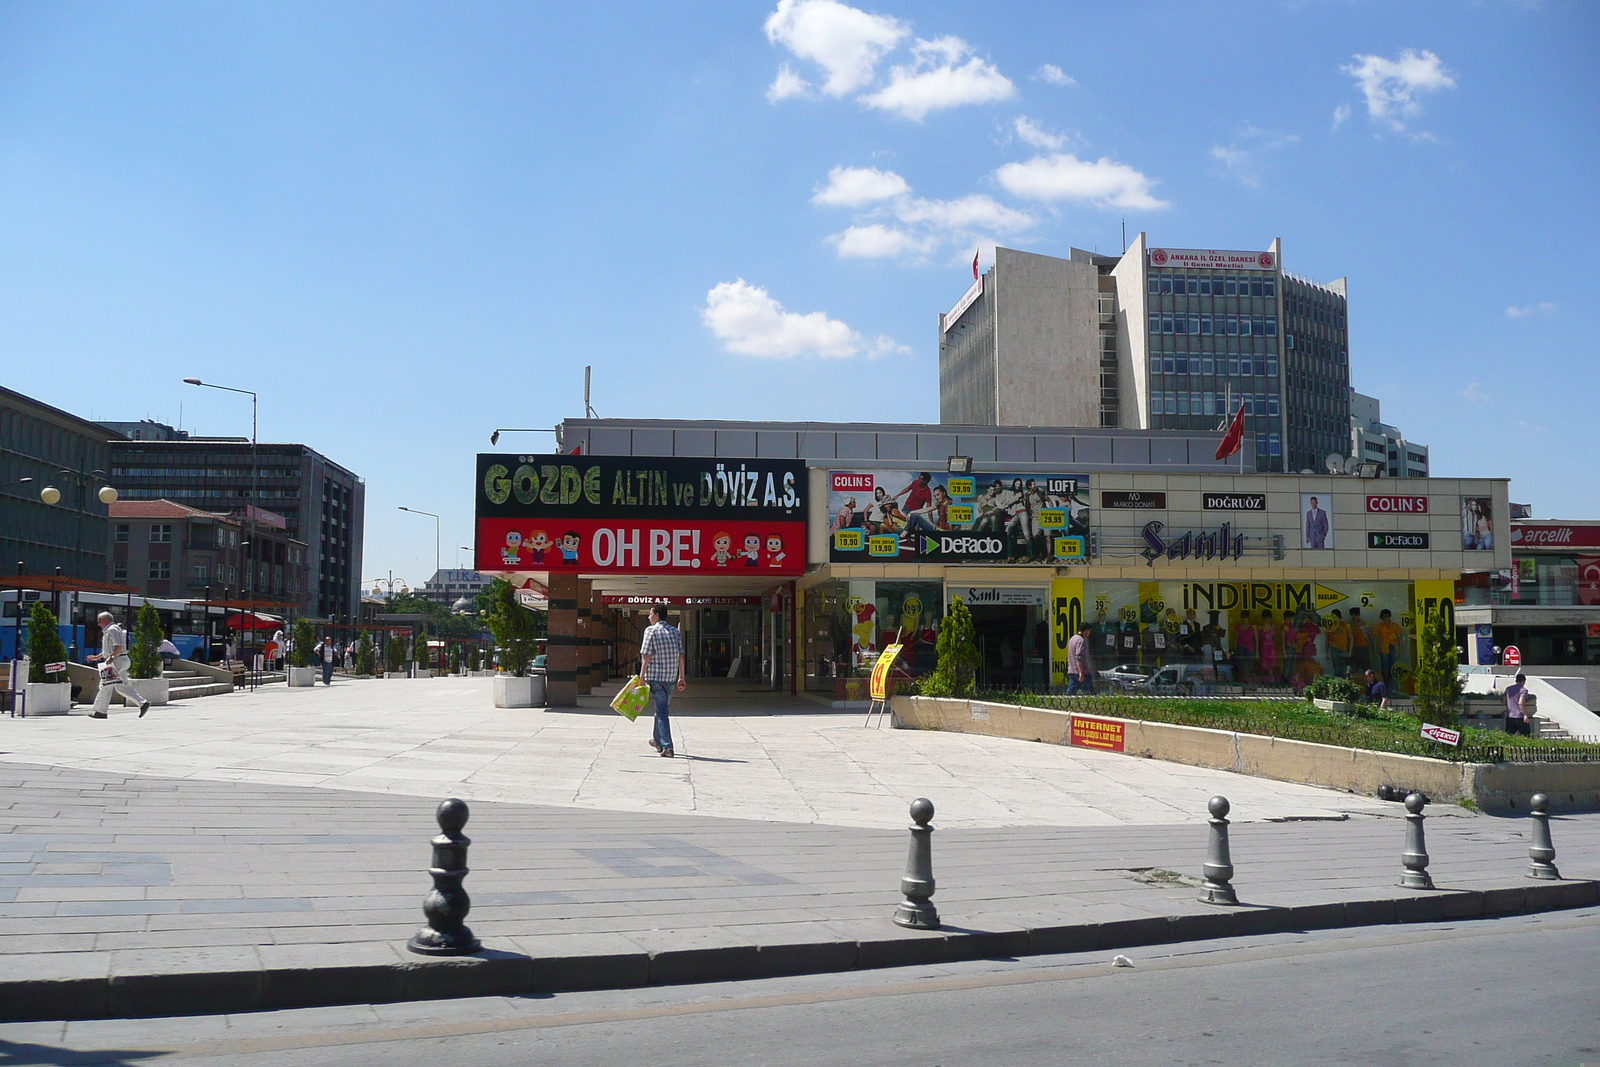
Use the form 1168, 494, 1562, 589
225, 612, 280, 631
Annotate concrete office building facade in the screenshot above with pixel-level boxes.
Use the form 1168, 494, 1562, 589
0, 386, 121, 580
108, 430, 364, 619
939, 235, 1354, 475
1350, 390, 1429, 479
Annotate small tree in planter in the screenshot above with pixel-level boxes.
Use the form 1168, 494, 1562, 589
1413, 607, 1464, 727
290, 619, 316, 668
26, 603, 69, 683
411, 628, 429, 672
922, 596, 978, 698
482, 579, 541, 707
356, 631, 375, 676
466, 644, 480, 672
128, 602, 163, 679
384, 634, 406, 673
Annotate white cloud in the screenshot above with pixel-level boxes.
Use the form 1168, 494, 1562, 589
702, 279, 901, 359
828, 224, 930, 258
1462, 381, 1489, 403
1033, 64, 1075, 87
766, 63, 811, 102
811, 165, 910, 206
764, 0, 906, 98
896, 193, 1034, 233
1331, 104, 1351, 132
1013, 116, 1066, 150
996, 152, 1168, 210
1343, 48, 1456, 132
1209, 126, 1300, 188
1506, 302, 1556, 318
860, 35, 1015, 121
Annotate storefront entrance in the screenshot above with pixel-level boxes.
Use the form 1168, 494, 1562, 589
969, 604, 1049, 689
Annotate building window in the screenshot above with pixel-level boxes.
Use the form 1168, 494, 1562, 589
1177, 393, 1190, 415
113, 561, 128, 580
1265, 356, 1278, 377
1268, 394, 1280, 416
1147, 276, 1159, 295
150, 524, 173, 543
1163, 355, 1176, 374
149, 560, 171, 580
1175, 355, 1188, 374
1269, 433, 1282, 456
1162, 315, 1174, 333
1148, 313, 1160, 333
1165, 391, 1177, 415
1241, 357, 1254, 376
1203, 391, 1216, 416
114, 524, 129, 543
1265, 316, 1278, 337
193, 562, 209, 581
1226, 315, 1239, 335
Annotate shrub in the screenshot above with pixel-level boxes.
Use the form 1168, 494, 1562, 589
1413, 608, 1464, 726
384, 634, 406, 672
356, 632, 375, 676
922, 596, 978, 698
466, 644, 480, 672
1304, 675, 1366, 704
128, 602, 163, 679
481, 578, 540, 677
290, 619, 317, 669
25, 603, 69, 684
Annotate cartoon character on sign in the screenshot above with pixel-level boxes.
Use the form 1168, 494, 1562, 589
711, 532, 733, 567
764, 534, 786, 568
526, 531, 550, 565
501, 531, 524, 566
848, 596, 877, 664
741, 533, 761, 567
558, 531, 581, 565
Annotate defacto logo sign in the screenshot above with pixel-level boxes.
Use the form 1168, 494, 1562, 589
1148, 248, 1275, 271
1368, 531, 1431, 549
1203, 493, 1266, 511
940, 536, 1005, 556
1512, 524, 1600, 548
1367, 495, 1429, 514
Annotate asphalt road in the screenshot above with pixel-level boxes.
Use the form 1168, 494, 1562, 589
6, 909, 1599, 1067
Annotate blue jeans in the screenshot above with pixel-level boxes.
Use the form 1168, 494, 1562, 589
650, 682, 674, 750
322, 660, 334, 684
1067, 671, 1095, 695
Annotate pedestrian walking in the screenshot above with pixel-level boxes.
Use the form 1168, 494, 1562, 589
1504, 672, 1531, 736
87, 611, 149, 719
1363, 668, 1390, 709
313, 635, 337, 685
638, 603, 686, 757
1066, 623, 1095, 694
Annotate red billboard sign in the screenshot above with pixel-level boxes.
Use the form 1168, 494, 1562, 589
477, 517, 805, 576
602, 595, 763, 606
1069, 715, 1126, 753
1512, 524, 1600, 548
1366, 495, 1429, 514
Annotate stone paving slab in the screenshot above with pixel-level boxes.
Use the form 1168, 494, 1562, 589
1, 759, 1597, 1021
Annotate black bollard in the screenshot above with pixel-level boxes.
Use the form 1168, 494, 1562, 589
1399, 792, 1434, 890
1198, 795, 1239, 905
407, 798, 482, 955
1527, 793, 1561, 880
892, 798, 939, 929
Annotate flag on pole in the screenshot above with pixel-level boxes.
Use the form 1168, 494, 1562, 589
1215, 402, 1247, 460
972, 249, 980, 280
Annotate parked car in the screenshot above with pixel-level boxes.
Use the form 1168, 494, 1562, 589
1136, 663, 1218, 696
1097, 663, 1153, 691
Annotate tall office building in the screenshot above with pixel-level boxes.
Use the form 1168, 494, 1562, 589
0, 386, 122, 579
105, 428, 364, 619
939, 235, 1354, 473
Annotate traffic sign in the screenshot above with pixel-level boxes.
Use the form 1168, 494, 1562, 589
1503, 645, 1522, 666
1420, 723, 1461, 747
44, 662, 67, 674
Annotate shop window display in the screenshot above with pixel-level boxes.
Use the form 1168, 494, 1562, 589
803, 579, 944, 700
1082, 579, 1420, 693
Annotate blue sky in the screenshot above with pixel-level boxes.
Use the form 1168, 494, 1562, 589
2, 1, 1595, 584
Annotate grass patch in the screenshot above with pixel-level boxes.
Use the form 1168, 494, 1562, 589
968, 690, 1600, 765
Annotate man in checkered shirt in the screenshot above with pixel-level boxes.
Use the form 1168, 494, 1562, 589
638, 603, 687, 757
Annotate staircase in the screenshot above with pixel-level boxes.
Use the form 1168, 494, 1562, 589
162, 667, 234, 700
1531, 715, 1574, 741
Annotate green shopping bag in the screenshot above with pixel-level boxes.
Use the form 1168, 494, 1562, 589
610, 675, 651, 722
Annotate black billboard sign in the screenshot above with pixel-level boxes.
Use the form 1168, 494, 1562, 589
1101, 491, 1166, 510
476, 454, 804, 521
1367, 531, 1431, 550
1203, 492, 1267, 511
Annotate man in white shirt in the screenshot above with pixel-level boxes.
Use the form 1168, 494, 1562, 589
87, 611, 149, 719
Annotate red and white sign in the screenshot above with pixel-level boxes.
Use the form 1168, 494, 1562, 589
602, 595, 763, 607
1070, 715, 1126, 753
43, 661, 67, 674
477, 517, 805, 577
1420, 723, 1461, 747
1511, 523, 1600, 548
831, 472, 876, 492
1366, 495, 1429, 514
1503, 645, 1521, 666
1148, 248, 1275, 271
1578, 557, 1600, 606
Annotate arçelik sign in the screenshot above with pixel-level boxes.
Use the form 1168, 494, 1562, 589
1512, 524, 1600, 548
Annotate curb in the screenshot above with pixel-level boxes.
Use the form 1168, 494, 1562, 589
3, 879, 1596, 1023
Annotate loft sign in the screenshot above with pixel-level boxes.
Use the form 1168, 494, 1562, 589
1141, 520, 1245, 564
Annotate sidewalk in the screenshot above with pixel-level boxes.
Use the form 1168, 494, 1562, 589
2, 758, 1596, 1022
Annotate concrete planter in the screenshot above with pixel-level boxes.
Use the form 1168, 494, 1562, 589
131, 677, 169, 706
23, 681, 72, 716
494, 674, 544, 708
287, 667, 318, 688
384, 672, 408, 679
1312, 698, 1358, 715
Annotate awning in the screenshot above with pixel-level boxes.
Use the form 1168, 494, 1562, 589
225, 612, 282, 631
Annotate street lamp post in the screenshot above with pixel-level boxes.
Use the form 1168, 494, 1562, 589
398, 507, 441, 585
184, 378, 258, 683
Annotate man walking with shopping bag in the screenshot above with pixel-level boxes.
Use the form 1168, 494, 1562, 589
87, 611, 149, 719
638, 603, 686, 758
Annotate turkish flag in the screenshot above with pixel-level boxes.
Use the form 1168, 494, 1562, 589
1215, 402, 1247, 460
1578, 557, 1600, 606
972, 250, 980, 279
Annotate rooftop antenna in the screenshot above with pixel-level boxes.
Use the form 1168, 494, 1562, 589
584, 365, 598, 419
1121, 219, 1127, 253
